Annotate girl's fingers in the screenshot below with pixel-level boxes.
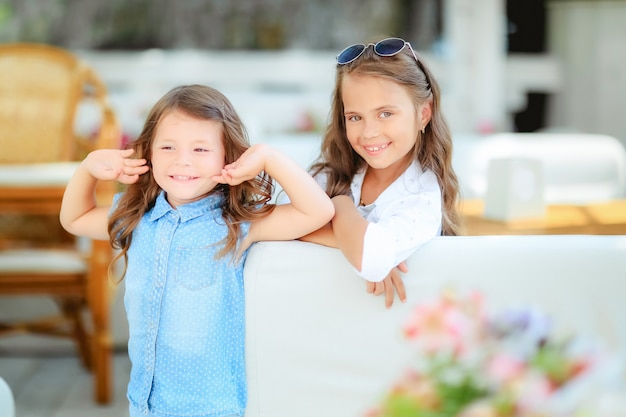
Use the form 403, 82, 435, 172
211, 169, 233, 184
211, 176, 228, 184
124, 158, 148, 167
222, 161, 238, 170
122, 165, 149, 176
118, 174, 140, 185
384, 281, 394, 308
391, 272, 407, 303
373, 281, 384, 296
213, 168, 252, 185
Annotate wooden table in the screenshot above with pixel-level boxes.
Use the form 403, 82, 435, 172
460, 199, 626, 235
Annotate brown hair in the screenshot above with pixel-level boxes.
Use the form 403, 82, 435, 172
310, 43, 463, 236
108, 84, 274, 280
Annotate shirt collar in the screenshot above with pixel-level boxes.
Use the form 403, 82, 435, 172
351, 160, 422, 206
148, 191, 224, 223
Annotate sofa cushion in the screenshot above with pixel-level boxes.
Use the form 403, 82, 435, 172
0, 249, 87, 273
0, 162, 79, 187
243, 236, 626, 417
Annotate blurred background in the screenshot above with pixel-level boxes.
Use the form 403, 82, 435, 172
1, 0, 626, 415
0, 0, 624, 146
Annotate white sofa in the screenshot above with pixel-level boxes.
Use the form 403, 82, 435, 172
243, 236, 626, 417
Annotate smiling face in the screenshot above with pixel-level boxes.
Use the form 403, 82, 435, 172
342, 73, 429, 178
151, 109, 226, 208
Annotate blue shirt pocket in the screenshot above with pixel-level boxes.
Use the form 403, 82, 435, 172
173, 247, 218, 290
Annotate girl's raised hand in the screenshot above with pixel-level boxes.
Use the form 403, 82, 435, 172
212, 144, 268, 186
84, 149, 149, 184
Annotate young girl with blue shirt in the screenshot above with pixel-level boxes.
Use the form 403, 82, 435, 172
60, 84, 334, 417
302, 38, 463, 308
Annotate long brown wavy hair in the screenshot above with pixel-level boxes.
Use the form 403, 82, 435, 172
310, 41, 463, 236
108, 84, 275, 280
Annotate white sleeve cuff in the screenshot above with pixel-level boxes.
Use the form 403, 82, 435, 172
358, 222, 396, 282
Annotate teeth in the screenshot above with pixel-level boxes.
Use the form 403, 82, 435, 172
365, 143, 389, 151
173, 176, 193, 180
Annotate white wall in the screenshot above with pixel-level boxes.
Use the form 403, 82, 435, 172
547, 1, 626, 147
74, 46, 560, 143
443, 0, 508, 133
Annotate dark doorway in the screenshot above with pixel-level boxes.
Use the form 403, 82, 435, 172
507, 0, 546, 53
507, 0, 549, 132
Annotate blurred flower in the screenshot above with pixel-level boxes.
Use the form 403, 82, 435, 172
403, 291, 484, 355
369, 291, 625, 417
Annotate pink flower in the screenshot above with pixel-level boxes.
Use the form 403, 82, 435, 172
403, 291, 484, 355
487, 353, 526, 383
511, 370, 554, 412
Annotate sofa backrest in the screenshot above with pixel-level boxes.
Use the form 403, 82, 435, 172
243, 236, 626, 417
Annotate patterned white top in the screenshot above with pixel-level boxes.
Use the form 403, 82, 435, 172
316, 160, 442, 282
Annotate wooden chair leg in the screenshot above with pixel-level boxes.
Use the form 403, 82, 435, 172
92, 330, 113, 404
58, 297, 92, 369
89, 240, 113, 404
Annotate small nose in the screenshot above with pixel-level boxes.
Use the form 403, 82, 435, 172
362, 118, 380, 140
175, 150, 192, 166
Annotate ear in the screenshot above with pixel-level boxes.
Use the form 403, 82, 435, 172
419, 101, 432, 129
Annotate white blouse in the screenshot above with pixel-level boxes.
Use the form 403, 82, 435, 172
316, 161, 442, 282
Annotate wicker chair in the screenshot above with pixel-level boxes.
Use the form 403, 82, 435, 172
0, 43, 120, 404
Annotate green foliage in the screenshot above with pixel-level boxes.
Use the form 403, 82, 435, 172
0, 3, 12, 26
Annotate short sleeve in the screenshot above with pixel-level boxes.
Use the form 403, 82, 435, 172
357, 167, 442, 282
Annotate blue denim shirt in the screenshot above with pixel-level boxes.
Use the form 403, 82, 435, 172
119, 191, 250, 417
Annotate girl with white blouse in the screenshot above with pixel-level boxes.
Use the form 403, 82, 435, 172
302, 37, 463, 308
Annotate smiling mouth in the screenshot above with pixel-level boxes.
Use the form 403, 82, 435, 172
364, 143, 390, 152
171, 175, 197, 181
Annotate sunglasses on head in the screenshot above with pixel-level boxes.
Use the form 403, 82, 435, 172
336, 37, 432, 90
336, 37, 419, 65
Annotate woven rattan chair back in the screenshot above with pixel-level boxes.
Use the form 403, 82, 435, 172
0, 43, 117, 163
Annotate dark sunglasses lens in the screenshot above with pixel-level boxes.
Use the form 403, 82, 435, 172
337, 44, 365, 64
375, 38, 406, 56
